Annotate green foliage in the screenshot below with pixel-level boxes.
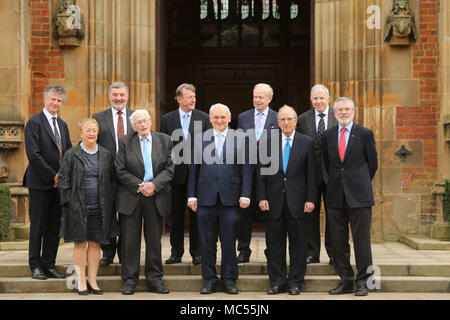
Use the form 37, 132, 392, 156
444, 180, 450, 222
0, 184, 11, 241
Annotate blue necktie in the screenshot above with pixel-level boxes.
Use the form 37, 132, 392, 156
142, 138, 153, 182
182, 113, 190, 139
216, 133, 224, 158
283, 137, 291, 173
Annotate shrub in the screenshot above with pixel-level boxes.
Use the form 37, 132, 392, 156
0, 184, 11, 241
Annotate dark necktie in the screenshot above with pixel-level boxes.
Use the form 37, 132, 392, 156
52, 117, 63, 164
318, 113, 326, 135
117, 111, 125, 138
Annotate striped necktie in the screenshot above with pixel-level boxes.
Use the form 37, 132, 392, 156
52, 117, 63, 164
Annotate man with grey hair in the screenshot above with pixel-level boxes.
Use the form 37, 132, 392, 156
24, 84, 72, 280
93, 81, 134, 266
235, 83, 279, 263
115, 109, 174, 295
297, 84, 336, 265
321, 97, 378, 296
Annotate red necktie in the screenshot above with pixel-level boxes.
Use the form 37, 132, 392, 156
339, 127, 347, 162
117, 111, 125, 138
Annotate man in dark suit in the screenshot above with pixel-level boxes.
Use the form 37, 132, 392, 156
115, 109, 174, 295
257, 105, 316, 295
187, 104, 252, 294
160, 83, 211, 266
24, 84, 72, 280
321, 97, 378, 297
93, 81, 134, 266
297, 84, 336, 265
236, 83, 279, 263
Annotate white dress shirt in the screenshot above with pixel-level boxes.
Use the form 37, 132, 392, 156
43, 108, 61, 136
315, 106, 330, 132
111, 107, 128, 152
281, 131, 295, 158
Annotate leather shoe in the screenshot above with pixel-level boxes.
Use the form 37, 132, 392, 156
192, 256, 202, 265
200, 283, 216, 294
288, 287, 300, 295
100, 256, 114, 266
328, 282, 354, 295
87, 281, 103, 295
224, 284, 239, 294
121, 282, 136, 295
237, 253, 250, 263
44, 268, 66, 279
354, 284, 369, 296
306, 256, 320, 264
267, 285, 284, 295
165, 255, 182, 264
148, 282, 170, 294
31, 267, 47, 280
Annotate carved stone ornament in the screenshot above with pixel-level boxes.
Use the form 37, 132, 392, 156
0, 122, 23, 182
53, 0, 86, 47
384, 0, 417, 46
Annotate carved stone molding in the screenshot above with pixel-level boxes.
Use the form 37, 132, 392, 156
0, 121, 23, 182
53, 0, 86, 47
384, 0, 417, 46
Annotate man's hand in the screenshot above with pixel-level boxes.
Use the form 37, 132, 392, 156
139, 182, 156, 197
304, 201, 315, 213
259, 200, 269, 212
53, 174, 58, 188
187, 199, 198, 212
239, 198, 250, 209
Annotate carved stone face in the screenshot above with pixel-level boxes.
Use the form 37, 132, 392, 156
393, 0, 410, 14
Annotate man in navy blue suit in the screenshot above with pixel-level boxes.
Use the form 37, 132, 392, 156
236, 83, 279, 263
321, 97, 378, 297
187, 103, 252, 294
24, 84, 72, 280
257, 105, 316, 295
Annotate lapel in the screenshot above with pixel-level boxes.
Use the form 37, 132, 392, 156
103, 109, 116, 143
150, 132, 159, 170
126, 108, 135, 135
285, 132, 301, 174
343, 124, 357, 163
328, 107, 338, 128
264, 108, 278, 130
306, 109, 319, 139
40, 112, 59, 148
130, 132, 144, 168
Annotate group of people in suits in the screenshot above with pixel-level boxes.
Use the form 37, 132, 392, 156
23, 80, 377, 297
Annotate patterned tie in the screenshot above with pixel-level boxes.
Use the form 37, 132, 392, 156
182, 113, 190, 139
339, 128, 347, 163
318, 113, 326, 135
283, 137, 291, 173
216, 133, 224, 158
52, 117, 63, 164
117, 111, 125, 138
142, 137, 154, 182
255, 112, 264, 141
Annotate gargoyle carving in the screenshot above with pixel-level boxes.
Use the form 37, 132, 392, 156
384, 0, 416, 46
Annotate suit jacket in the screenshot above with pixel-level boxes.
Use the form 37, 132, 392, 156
256, 130, 317, 219
297, 107, 337, 185
187, 129, 253, 207
237, 107, 279, 136
160, 108, 211, 185
114, 131, 174, 216
92, 108, 134, 158
321, 123, 378, 209
24, 111, 72, 190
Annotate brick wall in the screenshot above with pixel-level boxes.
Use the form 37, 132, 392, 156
396, 0, 440, 229
29, 0, 65, 117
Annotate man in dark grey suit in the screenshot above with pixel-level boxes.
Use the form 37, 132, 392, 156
115, 109, 174, 295
297, 84, 336, 265
236, 83, 279, 263
93, 82, 134, 266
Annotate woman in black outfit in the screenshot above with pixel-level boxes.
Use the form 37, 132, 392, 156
59, 118, 119, 295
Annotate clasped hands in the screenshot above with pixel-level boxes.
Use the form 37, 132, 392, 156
258, 200, 315, 213
139, 181, 156, 197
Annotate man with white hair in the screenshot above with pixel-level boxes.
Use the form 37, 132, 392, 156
115, 109, 174, 295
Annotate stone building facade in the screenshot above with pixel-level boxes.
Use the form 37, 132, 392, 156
0, 0, 448, 240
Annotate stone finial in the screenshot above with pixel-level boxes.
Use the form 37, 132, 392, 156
384, 0, 417, 46
53, 0, 85, 47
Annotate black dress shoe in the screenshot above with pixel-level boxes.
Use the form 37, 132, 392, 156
100, 256, 114, 266
200, 283, 217, 294
44, 268, 66, 279
31, 267, 47, 280
87, 281, 103, 295
237, 253, 250, 263
328, 282, 354, 295
224, 284, 239, 294
354, 284, 369, 296
77, 288, 89, 296
165, 255, 182, 264
306, 256, 320, 264
288, 287, 301, 295
267, 285, 283, 295
192, 256, 202, 265
122, 282, 136, 295
148, 283, 170, 294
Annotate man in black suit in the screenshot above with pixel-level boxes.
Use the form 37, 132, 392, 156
187, 104, 253, 294
236, 83, 279, 263
321, 97, 378, 297
257, 105, 316, 295
93, 81, 134, 266
297, 84, 336, 265
24, 84, 72, 280
115, 109, 174, 295
160, 83, 211, 265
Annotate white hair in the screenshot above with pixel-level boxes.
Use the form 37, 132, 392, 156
311, 84, 330, 98
209, 103, 231, 116
334, 97, 355, 110
129, 109, 151, 125
254, 83, 274, 97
